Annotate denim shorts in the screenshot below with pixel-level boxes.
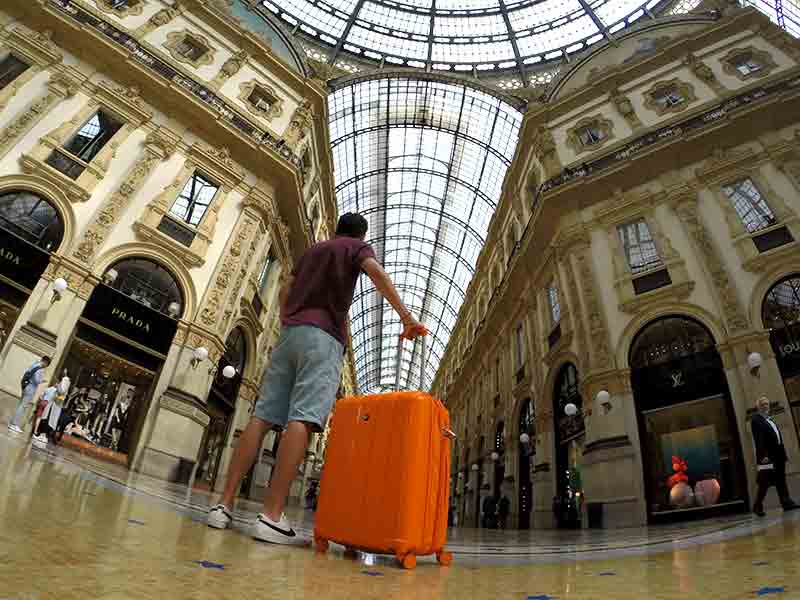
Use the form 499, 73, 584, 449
253, 325, 344, 433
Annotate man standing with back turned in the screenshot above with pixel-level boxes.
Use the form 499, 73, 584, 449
208, 213, 426, 544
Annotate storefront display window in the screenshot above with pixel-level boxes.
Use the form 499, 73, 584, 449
641, 395, 743, 513
57, 259, 184, 464
554, 363, 584, 528
763, 275, 800, 440
0, 191, 65, 352
630, 316, 747, 519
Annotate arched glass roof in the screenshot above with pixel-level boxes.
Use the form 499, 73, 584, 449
329, 76, 521, 394
260, 0, 672, 73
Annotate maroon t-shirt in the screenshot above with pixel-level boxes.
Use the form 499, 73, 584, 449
282, 236, 376, 345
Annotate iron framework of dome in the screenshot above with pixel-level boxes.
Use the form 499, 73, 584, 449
329, 76, 522, 394
259, 0, 677, 75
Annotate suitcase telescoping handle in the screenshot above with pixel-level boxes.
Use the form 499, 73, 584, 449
395, 334, 456, 442
394, 333, 426, 393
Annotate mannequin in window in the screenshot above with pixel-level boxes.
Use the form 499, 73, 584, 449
109, 389, 133, 451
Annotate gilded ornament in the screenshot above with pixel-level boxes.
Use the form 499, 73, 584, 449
672, 198, 749, 332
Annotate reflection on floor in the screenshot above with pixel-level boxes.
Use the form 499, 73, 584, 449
1, 430, 799, 599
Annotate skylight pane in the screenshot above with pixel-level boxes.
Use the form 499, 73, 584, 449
330, 77, 521, 393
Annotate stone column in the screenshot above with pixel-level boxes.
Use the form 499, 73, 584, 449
134, 198, 264, 480
532, 408, 556, 529
0, 70, 80, 159
579, 370, 648, 528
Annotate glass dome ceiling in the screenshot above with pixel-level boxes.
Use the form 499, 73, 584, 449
260, 0, 672, 73
329, 76, 522, 394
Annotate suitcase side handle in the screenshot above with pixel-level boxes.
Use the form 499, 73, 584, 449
442, 428, 456, 440
395, 334, 427, 391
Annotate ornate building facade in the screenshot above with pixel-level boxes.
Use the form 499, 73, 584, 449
0, 0, 353, 502
431, 5, 800, 529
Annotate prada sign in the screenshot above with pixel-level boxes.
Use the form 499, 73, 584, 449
82, 284, 178, 355
0, 227, 52, 291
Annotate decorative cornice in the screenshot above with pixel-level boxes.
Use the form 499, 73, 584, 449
45, 0, 305, 170
4, 25, 63, 66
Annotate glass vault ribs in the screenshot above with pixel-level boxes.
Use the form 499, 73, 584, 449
260, 0, 673, 73
329, 77, 521, 394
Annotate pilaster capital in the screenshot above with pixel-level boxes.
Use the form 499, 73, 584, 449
243, 185, 277, 224
47, 70, 82, 98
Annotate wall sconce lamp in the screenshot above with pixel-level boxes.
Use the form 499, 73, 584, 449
103, 269, 118, 286
210, 363, 237, 379
596, 389, 612, 414
190, 346, 208, 369
564, 402, 578, 416
747, 351, 763, 378
167, 302, 181, 318
50, 278, 68, 305
490, 451, 500, 462
519, 432, 531, 445
471, 463, 479, 472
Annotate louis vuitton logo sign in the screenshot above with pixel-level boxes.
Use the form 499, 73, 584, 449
111, 307, 151, 332
671, 371, 685, 388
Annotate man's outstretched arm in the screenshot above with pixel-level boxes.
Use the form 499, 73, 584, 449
361, 257, 426, 339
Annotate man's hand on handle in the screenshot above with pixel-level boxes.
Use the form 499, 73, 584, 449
400, 314, 427, 340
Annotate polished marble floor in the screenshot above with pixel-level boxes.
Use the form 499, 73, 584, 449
1, 430, 799, 599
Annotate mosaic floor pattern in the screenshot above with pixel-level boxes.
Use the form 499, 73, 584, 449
1, 430, 799, 599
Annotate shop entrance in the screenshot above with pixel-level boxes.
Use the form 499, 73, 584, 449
517, 398, 534, 530
629, 316, 747, 522
59, 336, 154, 454
0, 190, 65, 350
763, 275, 800, 441
57, 258, 183, 465
553, 364, 584, 529
195, 327, 247, 492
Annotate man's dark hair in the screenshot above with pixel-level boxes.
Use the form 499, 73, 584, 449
336, 213, 368, 239
41, 356, 51, 364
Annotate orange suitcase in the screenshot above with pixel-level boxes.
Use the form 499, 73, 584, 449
314, 338, 454, 570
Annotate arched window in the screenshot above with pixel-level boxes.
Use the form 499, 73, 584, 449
519, 398, 534, 443
554, 364, 581, 427
105, 258, 183, 317
0, 190, 64, 251
222, 326, 247, 376
213, 326, 248, 395
629, 315, 715, 369
763, 275, 800, 331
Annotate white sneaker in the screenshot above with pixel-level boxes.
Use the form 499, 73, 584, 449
207, 504, 232, 529
7, 424, 22, 434
32, 435, 47, 447
253, 513, 302, 546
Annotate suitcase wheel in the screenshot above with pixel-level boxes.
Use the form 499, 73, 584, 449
314, 537, 329, 553
399, 554, 417, 570
436, 551, 453, 567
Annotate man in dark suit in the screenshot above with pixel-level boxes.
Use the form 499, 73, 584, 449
752, 396, 799, 517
